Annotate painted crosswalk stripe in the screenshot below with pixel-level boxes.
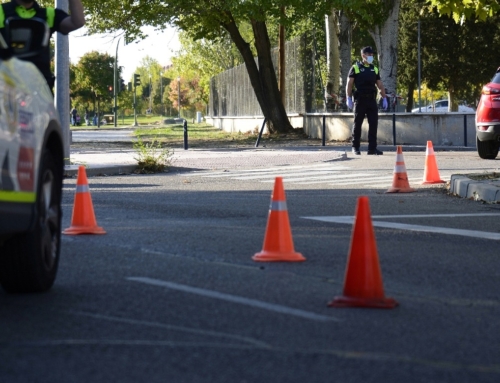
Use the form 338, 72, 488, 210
261, 172, 376, 183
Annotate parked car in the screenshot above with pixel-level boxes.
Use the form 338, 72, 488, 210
476, 67, 500, 159
0, 19, 64, 292
412, 99, 475, 113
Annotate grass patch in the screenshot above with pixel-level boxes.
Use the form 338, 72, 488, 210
133, 122, 258, 147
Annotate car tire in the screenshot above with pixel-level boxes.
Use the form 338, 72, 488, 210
0, 149, 63, 293
476, 137, 499, 160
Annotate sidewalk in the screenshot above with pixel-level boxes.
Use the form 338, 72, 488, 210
65, 146, 349, 176
64, 143, 500, 203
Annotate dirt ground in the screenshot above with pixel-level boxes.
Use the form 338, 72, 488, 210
72, 129, 351, 150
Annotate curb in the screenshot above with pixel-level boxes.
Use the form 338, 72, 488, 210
449, 175, 500, 203
64, 164, 138, 177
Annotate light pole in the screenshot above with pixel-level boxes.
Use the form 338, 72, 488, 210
160, 72, 163, 117
149, 74, 152, 113
177, 76, 181, 118
114, 37, 122, 127
417, 20, 421, 112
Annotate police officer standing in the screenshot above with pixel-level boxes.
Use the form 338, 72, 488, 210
346, 46, 387, 155
0, 0, 85, 89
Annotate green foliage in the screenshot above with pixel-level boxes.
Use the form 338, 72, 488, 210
133, 135, 174, 174
427, 0, 500, 22
398, 0, 500, 108
72, 51, 115, 101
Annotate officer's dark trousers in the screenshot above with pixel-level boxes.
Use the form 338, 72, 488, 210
352, 97, 378, 150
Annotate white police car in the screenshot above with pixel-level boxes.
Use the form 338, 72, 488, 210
412, 99, 475, 113
0, 18, 63, 293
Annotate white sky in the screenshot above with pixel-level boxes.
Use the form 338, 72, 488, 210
68, 26, 181, 82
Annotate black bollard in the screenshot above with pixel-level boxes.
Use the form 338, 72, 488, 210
464, 114, 468, 147
183, 119, 188, 150
322, 115, 326, 146
392, 113, 396, 146
255, 118, 266, 148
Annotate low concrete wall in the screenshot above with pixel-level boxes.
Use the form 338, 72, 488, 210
205, 114, 303, 134
304, 112, 476, 146
205, 112, 476, 147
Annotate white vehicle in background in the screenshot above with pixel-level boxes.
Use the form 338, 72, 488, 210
0, 18, 64, 293
412, 99, 475, 113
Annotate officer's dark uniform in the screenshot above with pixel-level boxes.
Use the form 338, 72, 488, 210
348, 61, 381, 152
0, 0, 70, 89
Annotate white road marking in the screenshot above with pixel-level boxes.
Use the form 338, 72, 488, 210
184, 163, 350, 177
234, 170, 342, 180
180, 163, 452, 188
261, 173, 376, 183
303, 213, 500, 240
127, 277, 340, 322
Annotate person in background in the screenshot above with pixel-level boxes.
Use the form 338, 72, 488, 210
345, 46, 387, 155
71, 107, 77, 126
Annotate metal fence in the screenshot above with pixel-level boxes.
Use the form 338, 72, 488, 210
209, 36, 320, 117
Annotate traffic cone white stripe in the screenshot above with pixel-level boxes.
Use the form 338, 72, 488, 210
76, 185, 90, 193
270, 201, 287, 211
394, 164, 407, 173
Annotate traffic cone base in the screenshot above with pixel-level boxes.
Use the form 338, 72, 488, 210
422, 141, 445, 184
328, 295, 398, 309
386, 146, 415, 193
253, 250, 305, 262
62, 225, 106, 235
329, 196, 398, 309
63, 166, 106, 235
422, 179, 445, 185
253, 177, 305, 262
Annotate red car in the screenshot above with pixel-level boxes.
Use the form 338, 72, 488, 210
476, 67, 500, 159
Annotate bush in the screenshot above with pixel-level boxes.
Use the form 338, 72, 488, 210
133, 135, 174, 173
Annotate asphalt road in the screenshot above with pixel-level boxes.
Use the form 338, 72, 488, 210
1, 151, 499, 382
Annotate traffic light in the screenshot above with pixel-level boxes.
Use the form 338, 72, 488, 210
119, 79, 126, 92
127, 82, 132, 91
134, 73, 141, 87
108, 85, 113, 96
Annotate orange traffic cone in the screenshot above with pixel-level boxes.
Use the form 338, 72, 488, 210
386, 146, 415, 193
253, 177, 305, 262
328, 196, 398, 308
63, 166, 106, 235
422, 141, 445, 184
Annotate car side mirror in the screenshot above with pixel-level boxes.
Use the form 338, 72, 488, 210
4, 17, 50, 59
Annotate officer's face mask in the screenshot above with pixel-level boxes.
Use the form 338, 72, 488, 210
365, 55, 374, 64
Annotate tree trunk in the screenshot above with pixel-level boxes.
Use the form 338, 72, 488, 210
448, 87, 458, 112
406, 82, 415, 112
325, 11, 340, 111
369, 0, 401, 96
223, 16, 293, 133
338, 11, 352, 108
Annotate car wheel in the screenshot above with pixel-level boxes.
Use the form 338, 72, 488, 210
476, 137, 499, 160
0, 149, 63, 293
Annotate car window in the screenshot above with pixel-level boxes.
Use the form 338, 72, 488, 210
491, 73, 500, 84
436, 100, 448, 107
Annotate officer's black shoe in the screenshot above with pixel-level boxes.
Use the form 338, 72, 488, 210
367, 148, 383, 155
352, 147, 361, 155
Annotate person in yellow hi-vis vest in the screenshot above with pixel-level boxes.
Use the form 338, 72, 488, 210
0, 0, 85, 89
346, 46, 387, 156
